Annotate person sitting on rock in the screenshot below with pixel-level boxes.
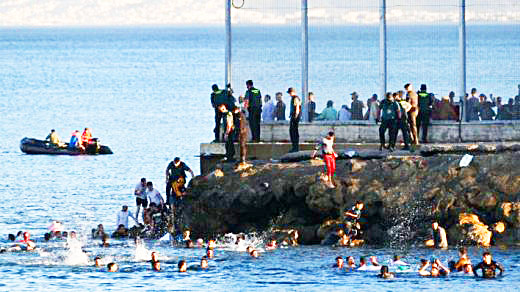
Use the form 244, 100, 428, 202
343, 201, 364, 238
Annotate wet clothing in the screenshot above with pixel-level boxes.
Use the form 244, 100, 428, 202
316, 137, 336, 177
289, 95, 301, 152
116, 210, 135, 229
432, 226, 447, 248
166, 161, 191, 200
245, 87, 262, 142
238, 110, 248, 162
275, 101, 286, 121
351, 99, 365, 120
473, 260, 504, 278
224, 111, 236, 160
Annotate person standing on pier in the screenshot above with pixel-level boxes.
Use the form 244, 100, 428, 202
211, 84, 225, 142
244, 80, 262, 142
288, 87, 301, 153
417, 84, 433, 143
262, 95, 275, 122
350, 92, 365, 120
218, 104, 236, 162
379, 92, 400, 151
466, 88, 480, 121
275, 92, 286, 121
405, 84, 419, 145
308, 92, 317, 122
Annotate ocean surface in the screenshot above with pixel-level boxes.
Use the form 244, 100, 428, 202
0, 26, 519, 291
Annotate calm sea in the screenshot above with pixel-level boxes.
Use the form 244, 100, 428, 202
0, 26, 519, 290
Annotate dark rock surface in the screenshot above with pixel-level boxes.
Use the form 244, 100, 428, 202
183, 152, 520, 246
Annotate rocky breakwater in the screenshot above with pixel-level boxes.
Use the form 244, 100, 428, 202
183, 150, 520, 247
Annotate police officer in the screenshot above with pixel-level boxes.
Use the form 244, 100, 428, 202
211, 84, 226, 142
393, 92, 412, 150
244, 80, 262, 142
417, 84, 433, 143
379, 92, 400, 151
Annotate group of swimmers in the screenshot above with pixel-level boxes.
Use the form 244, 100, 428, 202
333, 247, 504, 279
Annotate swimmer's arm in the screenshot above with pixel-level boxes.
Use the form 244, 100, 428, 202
497, 263, 504, 276
473, 263, 481, 277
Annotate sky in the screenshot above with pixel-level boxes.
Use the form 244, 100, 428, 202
0, 0, 518, 27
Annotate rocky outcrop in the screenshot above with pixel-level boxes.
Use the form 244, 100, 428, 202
183, 152, 520, 246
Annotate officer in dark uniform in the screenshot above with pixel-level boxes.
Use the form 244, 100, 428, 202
211, 84, 226, 142
417, 84, 433, 143
244, 80, 262, 142
288, 87, 301, 152
379, 92, 400, 151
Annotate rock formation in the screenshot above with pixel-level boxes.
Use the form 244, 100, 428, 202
183, 152, 520, 246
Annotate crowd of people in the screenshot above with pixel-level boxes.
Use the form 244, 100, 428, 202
210, 82, 520, 156
332, 249, 504, 279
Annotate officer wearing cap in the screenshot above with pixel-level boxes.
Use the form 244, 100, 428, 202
244, 80, 262, 142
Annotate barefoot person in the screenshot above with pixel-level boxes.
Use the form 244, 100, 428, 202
134, 178, 148, 222
312, 131, 338, 188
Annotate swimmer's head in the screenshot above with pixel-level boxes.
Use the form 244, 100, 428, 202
206, 248, 214, 258
94, 256, 102, 267
335, 256, 344, 266
250, 250, 259, 258
483, 252, 492, 264
7, 234, 15, 241
107, 262, 118, 272
178, 260, 187, 272
23, 232, 30, 241
200, 257, 209, 269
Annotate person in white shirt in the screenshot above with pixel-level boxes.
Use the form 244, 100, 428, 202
134, 178, 148, 222
262, 94, 275, 122
146, 181, 164, 209
117, 205, 136, 229
338, 105, 352, 122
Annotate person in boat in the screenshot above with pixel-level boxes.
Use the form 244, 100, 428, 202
473, 252, 504, 278
81, 128, 92, 148
45, 129, 64, 147
379, 265, 395, 279
165, 157, 194, 212
69, 130, 84, 151
333, 256, 344, 268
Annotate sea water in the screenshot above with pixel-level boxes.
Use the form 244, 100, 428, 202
0, 26, 519, 290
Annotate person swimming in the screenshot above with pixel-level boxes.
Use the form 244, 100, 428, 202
18, 232, 36, 251
206, 248, 214, 259
151, 260, 161, 271
265, 239, 277, 250
430, 258, 450, 277
418, 259, 431, 276
346, 256, 356, 269
151, 251, 159, 262
107, 262, 119, 272
250, 249, 259, 258
379, 265, 395, 279
473, 252, 504, 278
200, 256, 209, 269
333, 256, 344, 268
94, 256, 102, 268
178, 260, 187, 272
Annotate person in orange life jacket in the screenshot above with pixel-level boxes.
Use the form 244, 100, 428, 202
81, 127, 92, 147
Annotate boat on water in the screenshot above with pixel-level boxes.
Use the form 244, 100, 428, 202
20, 137, 113, 155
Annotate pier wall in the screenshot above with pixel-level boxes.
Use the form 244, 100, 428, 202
260, 121, 520, 143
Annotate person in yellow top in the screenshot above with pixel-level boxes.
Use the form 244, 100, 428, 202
45, 129, 64, 147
